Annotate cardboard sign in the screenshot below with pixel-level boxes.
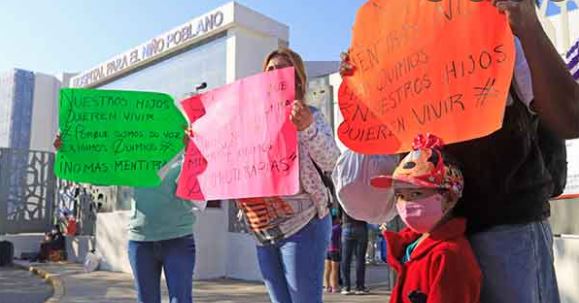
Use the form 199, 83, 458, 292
177, 67, 299, 200
55, 89, 187, 186
339, 0, 516, 154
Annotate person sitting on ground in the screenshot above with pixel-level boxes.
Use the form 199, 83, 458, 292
39, 225, 66, 262
371, 134, 481, 303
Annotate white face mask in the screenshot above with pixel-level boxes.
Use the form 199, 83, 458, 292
396, 194, 445, 234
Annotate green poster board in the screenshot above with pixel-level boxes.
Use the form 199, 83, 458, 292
55, 88, 187, 186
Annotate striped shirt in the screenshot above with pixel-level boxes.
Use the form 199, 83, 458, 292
238, 109, 340, 245
568, 39, 579, 81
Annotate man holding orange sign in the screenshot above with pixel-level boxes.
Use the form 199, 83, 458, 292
340, 0, 579, 302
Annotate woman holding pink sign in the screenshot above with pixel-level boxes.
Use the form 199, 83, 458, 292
236, 47, 340, 303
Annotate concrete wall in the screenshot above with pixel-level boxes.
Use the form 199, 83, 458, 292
95, 211, 131, 273
193, 206, 229, 280
2, 234, 44, 259
226, 27, 283, 83
550, 199, 579, 235
0, 70, 15, 148
94, 206, 231, 280
30, 73, 60, 152
554, 236, 579, 303
231, 2, 288, 47
329, 72, 348, 152
225, 233, 261, 281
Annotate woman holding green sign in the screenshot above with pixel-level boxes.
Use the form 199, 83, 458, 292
236, 48, 340, 303
54, 138, 202, 303
126, 157, 204, 303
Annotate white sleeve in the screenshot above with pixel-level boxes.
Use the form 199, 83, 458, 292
513, 37, 535, 110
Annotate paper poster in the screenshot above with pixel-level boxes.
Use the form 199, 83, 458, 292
177, 67, 299, 200
55, 88, 187, 186
338, 0, 516, 154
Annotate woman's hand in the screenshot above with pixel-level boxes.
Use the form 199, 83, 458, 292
184, 126, 193, 147
491, 0, 542, 38
53, 134, 62, 151
339, 51, 355, 77
290, 100, 314, 131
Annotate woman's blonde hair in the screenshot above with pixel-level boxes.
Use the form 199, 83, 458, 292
262, 47, 307, 100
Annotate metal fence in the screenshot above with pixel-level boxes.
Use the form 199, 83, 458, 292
0, 148, 56, 234
0, 147, 118, 235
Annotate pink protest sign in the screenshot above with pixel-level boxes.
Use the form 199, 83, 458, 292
177, 67, 299, 200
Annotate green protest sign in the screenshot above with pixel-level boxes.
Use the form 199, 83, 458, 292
55, 88, 187, 186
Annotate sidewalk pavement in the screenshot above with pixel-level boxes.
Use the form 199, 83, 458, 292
0, 265, 52, 303
16, 260, 392, 303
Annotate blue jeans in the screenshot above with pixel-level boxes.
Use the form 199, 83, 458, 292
341, 224, 368, 291
256, 215, 331, 303
469, 221, 560, 303
128, 234, 196, 303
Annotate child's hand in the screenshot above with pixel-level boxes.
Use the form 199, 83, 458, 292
379, 223, 388, 232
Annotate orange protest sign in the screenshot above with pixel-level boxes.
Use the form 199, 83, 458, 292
338, 0, 516, 154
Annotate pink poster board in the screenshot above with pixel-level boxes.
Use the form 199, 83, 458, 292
177, 67, 299, 200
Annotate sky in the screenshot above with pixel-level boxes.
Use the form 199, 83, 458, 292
0, 0, 576, 76
0, 0, 365, 75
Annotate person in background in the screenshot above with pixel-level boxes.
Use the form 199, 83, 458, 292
371, 134, 481, 303
65, 214, 78, 236
340, 211, 369, 295
39, 225, 66, 262
236, 47, 340, 303
324, 209, 342, 293
366, 224, 381, 264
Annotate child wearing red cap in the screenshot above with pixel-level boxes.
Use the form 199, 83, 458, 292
371, 134, 481, 303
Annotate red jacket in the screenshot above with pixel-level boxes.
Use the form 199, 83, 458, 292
384, 218, 481, 303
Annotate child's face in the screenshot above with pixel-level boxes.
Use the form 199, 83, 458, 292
394, 186, 458, 233
395, 187, 456, 213
395, 187, 439, 202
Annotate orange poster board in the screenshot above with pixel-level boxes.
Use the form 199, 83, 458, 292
338, 0, 516, 154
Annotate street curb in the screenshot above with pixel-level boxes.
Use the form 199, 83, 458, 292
13, 263, 65, 303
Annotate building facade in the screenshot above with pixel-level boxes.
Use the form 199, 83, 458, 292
0, 69, 34, 150
0, 69, 61, 152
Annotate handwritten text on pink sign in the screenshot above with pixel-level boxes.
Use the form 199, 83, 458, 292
177, 67, 299, 200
